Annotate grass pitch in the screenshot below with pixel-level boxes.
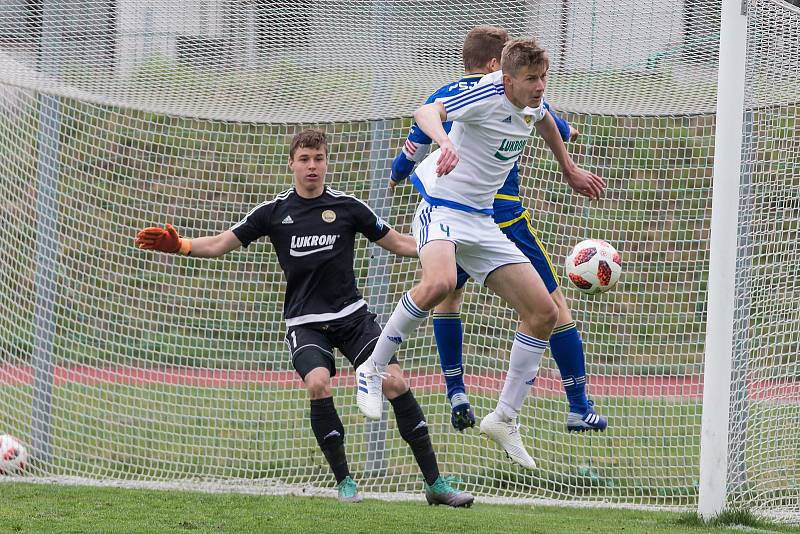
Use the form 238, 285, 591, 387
3, 481, 800, 534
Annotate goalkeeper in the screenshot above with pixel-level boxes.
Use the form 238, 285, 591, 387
390, 25, 607, 434
136, 128, 473, 507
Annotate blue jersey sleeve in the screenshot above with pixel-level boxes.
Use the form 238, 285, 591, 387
390, 86, 458, 183
543, 101, 571, 142
391, 152, 416, 183
406, 120, 452, 147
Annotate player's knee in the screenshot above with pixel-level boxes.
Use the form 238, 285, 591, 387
552, 293, 573, 326
435, 287, 464, 314
539, 300, 559, 331
304, 373, 332, 399
382, 367, 409, 399
550, 288, 570, 313
521, 299, 558, 335
416, 277, 456, 307
383, 380, 409, 399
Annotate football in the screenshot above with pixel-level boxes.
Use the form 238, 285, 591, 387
565, 239, 622, 295
0, 434, 28, 475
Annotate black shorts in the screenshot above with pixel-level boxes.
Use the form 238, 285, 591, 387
285, 307, 399, 380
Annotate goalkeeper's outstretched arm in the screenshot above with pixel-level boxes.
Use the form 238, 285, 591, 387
135, 224, 242, 258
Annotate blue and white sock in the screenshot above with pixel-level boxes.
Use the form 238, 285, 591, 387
370, 292, 429, 368
496, 331, 547, 421
432, 312, 465, 403
550, 322, 589, 415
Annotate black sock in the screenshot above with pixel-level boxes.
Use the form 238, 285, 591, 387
310, 397, 350, 484
390, 389, 440, 486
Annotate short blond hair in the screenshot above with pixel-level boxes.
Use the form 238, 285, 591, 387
462, 25, 509, 72
501, 38, 549, 77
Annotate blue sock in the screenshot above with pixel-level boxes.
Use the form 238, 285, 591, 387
432, 313, 465, 401
549, 322, 589, 414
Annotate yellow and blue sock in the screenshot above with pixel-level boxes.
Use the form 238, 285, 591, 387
550, 322, 589, 415
432, 313, 465, 402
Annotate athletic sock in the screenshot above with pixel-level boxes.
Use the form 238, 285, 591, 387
309, 397, 350, 484
496, 331, 547, 421
550, 322, 589, 414
432, 313, 465, 401
371, 292, 429, 368
390, 389, 440, 486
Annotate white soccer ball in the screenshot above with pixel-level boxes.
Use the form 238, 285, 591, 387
565, 239, 622, 295
0, 434, 28, 475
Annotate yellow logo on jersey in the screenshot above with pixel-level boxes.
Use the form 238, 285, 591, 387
322, 209, 336, 223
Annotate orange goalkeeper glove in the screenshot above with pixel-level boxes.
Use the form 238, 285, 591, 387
135, 224, 192, 255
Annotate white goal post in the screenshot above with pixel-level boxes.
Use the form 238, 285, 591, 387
698, 0, 747, 519
0, 0, 798, 523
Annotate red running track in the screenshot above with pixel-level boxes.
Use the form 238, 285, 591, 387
1, 365, 798, 401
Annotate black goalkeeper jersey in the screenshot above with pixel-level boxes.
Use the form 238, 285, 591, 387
231, 186, 391, 326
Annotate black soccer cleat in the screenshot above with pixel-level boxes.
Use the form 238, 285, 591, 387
451, 402, 476, 432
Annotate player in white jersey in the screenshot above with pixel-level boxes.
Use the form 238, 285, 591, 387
355, 38, 605, 469
391, 25, 605, 436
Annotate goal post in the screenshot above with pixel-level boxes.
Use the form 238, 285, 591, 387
698, 0, 749, 520
30, 0, 66, 468
0, 0, 798, 524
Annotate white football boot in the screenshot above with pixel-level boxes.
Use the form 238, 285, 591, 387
355, 357, 386, 420
479, 410, 536, 470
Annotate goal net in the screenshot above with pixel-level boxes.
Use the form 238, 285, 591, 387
0, 0, 797, 521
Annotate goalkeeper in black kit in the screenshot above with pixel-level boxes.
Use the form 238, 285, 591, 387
136, 128, 473, 507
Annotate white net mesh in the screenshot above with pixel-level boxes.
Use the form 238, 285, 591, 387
726, 0, 800, 521
0, 0, 797, 522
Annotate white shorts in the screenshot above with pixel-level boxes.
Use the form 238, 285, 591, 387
411, 200, 529, 285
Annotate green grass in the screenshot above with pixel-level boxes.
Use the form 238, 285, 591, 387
677, 508, 795, 531
2, 371, 796, 509
3, 382, 704, 504
2, 481, 799, 534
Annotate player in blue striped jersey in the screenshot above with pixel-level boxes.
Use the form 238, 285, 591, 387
391, 26, 607, 435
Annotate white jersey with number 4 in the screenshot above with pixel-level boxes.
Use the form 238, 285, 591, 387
411, 70, 547, 214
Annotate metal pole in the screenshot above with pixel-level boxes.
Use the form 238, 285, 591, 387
363, 120, 392, 477
362, 0, 393, 479
698, 0, 748, 520
31, 0, 63, 467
